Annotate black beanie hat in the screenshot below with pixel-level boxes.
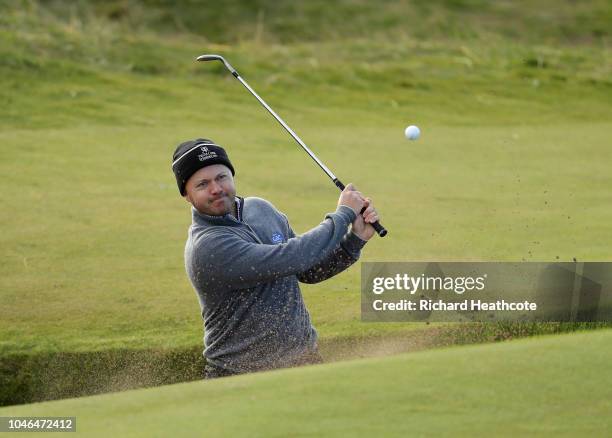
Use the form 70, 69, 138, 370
171, 138, 235, 196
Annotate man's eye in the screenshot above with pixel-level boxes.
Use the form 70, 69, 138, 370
198, 182, 207, 188
218, 175, 226, 180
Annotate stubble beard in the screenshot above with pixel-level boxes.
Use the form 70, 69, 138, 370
203, 193, 236, 217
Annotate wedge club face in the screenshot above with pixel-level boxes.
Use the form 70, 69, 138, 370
196, 54, 238, 77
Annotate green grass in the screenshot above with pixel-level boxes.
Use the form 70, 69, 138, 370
1, 0, 611, 405
2, 119, 611, 355
1, 329, 611, 436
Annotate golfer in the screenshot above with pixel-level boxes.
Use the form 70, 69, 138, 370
171, 138, 379, 379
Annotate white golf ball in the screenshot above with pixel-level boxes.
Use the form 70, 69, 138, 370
405, 125, 420, 140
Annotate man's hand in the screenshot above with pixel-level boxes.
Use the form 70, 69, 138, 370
351, 197, 379, 241
338, 183, 379, 241
338, 183, 365, 215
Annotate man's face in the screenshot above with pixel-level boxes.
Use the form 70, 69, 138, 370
184, 164, 236, 216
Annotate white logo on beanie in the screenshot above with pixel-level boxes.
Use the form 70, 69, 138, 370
198, 146, 217, 162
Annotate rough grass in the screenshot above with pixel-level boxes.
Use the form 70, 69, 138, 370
5, 0, 612, 45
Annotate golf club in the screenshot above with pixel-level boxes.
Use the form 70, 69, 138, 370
196, 54, 388, 237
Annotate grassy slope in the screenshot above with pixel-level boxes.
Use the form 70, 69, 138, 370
1, 329, 611, 436
1, 1, 612, 356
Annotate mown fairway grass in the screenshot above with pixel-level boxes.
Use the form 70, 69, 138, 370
1, 0, 611, 404
1, 329, 611, 436
2, 120, 611, 355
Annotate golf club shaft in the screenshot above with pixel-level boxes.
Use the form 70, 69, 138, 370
197, 54, 387, 237
235, 76, 339, 182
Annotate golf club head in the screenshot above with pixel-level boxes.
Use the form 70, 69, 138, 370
196, 54, 238, 76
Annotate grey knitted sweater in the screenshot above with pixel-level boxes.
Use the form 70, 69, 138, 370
184, 196, 366, 373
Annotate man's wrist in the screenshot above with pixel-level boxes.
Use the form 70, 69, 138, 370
336, 205, 358, 223
351, 228, 370, 242
343, 229, 368, 255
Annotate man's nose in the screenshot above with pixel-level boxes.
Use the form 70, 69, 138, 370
208, 180, 222, 195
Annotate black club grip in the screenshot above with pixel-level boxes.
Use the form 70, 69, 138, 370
334, 179, 388, 238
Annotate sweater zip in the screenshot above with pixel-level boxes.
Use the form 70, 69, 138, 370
236, 197, 263, 244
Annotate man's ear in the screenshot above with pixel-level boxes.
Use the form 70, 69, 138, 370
184, 193, 192, 204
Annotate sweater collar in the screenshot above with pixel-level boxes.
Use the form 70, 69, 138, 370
192, 196, 244, 227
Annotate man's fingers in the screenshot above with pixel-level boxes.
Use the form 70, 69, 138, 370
361, 205, 374, 216
362, 208, 379, 223
360, 199, 375, 215
365, 213, 379, 224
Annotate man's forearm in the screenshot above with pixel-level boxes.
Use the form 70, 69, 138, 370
297, 231, 366, 284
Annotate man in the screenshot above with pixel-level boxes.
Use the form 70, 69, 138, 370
171, 138, 379, 378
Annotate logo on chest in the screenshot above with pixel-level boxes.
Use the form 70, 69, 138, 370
271, 232, 284, 244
